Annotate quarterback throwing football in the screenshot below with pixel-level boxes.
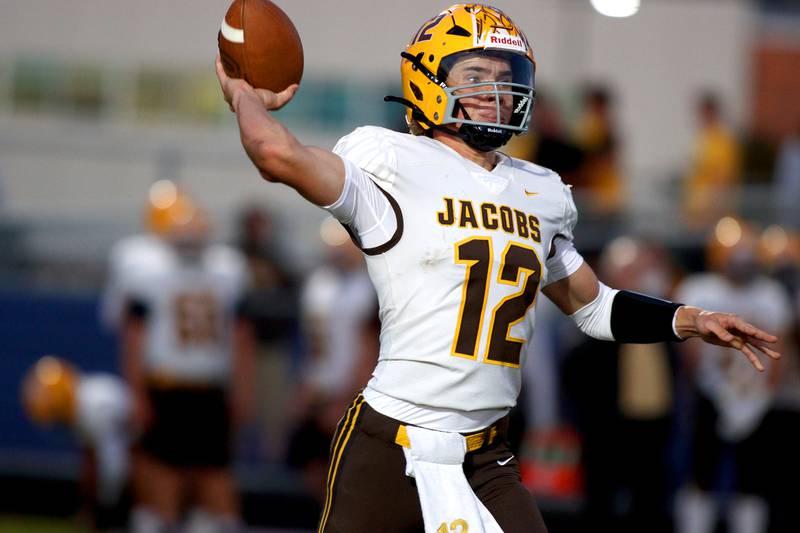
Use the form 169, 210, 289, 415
217, 4, 780, 532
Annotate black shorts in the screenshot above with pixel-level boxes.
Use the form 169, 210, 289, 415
318, 394, 547, 533
139, 386, 231, 468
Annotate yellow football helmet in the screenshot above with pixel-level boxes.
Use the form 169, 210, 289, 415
758, 224, 800, 270
145, 180, 211, 245
21, 356, 79, 426
387, 4, 536, 151
705, 216, 759, 277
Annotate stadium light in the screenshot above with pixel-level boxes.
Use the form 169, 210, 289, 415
590, 0, 641, 18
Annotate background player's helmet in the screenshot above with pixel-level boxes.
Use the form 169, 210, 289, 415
758, 224, 800, 271
145, 180, 211, 250
393, 4, 536, 151
705, 216, 760, 283
21, 356, 79, 425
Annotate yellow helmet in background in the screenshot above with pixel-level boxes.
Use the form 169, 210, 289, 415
389, 4, 536, 151
705, 216, 759, 275
21, 356, 79, 426
758, 224, 800, 271
145, 180, 211, 244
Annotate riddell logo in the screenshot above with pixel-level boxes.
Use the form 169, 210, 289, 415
489, 35, 523, 48
486, 33, 526, 52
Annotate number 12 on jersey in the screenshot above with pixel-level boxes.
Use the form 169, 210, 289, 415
452, 237, 542, 367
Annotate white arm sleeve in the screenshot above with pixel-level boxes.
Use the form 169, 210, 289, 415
569, 282, 619, 341
324, 157, 398, 250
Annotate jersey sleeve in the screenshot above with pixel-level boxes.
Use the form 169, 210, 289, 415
557, 182, 579, 241
332, 126, 399, 189
326, 127, 403, 253
542, 181, 583, 286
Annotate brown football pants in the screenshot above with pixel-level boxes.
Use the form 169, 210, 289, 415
318, 394, 548, 533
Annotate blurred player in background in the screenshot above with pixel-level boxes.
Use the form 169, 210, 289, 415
563, 236, 679, 533
101, 183, 255, 532
683, 92, 742, 230
674, 217, 792, 533
287, 217, 378, 501
100, 180, 176, 332
217, 4, 780, 531
573, 85, 625, 219
234, 204, 299, 462
756, 226, 800, 533
22, 355, 132, 531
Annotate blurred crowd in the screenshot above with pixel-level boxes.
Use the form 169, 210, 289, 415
18, 85, 800, 533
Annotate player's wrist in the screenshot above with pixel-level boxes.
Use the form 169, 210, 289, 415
674, 305, 702, 339
230, 83, 255, 112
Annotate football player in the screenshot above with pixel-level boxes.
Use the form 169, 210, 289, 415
107, 188, 255, 532
216, 4, 781, 532
99, 180, 177, 332
22, 356, 132, 531
674, 218, 792, 533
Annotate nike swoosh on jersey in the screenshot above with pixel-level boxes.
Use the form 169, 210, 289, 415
524, 190, 539, 196
497, 455, 514, 466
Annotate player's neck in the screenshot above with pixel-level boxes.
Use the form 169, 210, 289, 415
432, 130, 498, 171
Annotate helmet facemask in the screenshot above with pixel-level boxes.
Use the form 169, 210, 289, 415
438, 50, 535, 151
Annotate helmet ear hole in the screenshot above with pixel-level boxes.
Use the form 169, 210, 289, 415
409, 82, 423, 101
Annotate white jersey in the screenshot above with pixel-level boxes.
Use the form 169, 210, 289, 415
75, 374, 132, 504
100, 234, 172, 330
122, 244, 249, 385
301, 266, 376, 397
675, 273, 792, 440
329, 126, 582, 430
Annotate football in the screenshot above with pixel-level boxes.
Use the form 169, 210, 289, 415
217, 0, 304, 92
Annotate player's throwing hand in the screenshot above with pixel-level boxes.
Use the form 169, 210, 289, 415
215, 55, 298, 113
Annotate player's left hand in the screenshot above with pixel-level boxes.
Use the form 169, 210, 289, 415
676, 306, 781, 372
215, 54, 298, 112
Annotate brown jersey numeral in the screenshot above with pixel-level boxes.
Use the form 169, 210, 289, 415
452, 238, 542, 367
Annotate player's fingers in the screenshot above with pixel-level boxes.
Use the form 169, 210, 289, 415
750, 340, 782, 360
739, 343, 765, 372
725, 316, 778, 343
253, 88, 279, 109
705, 319, 735, 344
215, 55, 229, 85
215, 55, 238, 111
743, 326, 778, 343
272, 84, 299, 110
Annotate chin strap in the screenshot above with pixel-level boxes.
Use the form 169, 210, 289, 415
454, 103, 512, 151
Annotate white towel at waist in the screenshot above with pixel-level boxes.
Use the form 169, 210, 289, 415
402, 424, 504, 533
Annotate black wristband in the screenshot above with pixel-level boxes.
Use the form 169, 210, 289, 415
610, 290, 684, 343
